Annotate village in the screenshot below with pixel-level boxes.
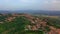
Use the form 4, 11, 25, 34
0, 13, 60, 34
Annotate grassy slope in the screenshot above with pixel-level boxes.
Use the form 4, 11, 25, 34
0, 14, 60, 34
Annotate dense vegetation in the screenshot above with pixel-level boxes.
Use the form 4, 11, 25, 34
47, 18, 60, 28
0, 14, 60, 34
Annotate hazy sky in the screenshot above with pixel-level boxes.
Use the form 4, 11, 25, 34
0, 0, 60, 10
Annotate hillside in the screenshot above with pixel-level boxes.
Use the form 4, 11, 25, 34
0, 13, 60, 34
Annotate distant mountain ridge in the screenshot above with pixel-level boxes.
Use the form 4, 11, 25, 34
0, 10, 60, 16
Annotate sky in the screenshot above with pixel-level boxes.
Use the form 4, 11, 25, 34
0, 0, 60, 10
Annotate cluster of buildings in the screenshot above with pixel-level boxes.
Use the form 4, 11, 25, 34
0, 13, 60, 34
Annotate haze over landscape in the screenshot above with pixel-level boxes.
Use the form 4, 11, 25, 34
0, 0, 60, 34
